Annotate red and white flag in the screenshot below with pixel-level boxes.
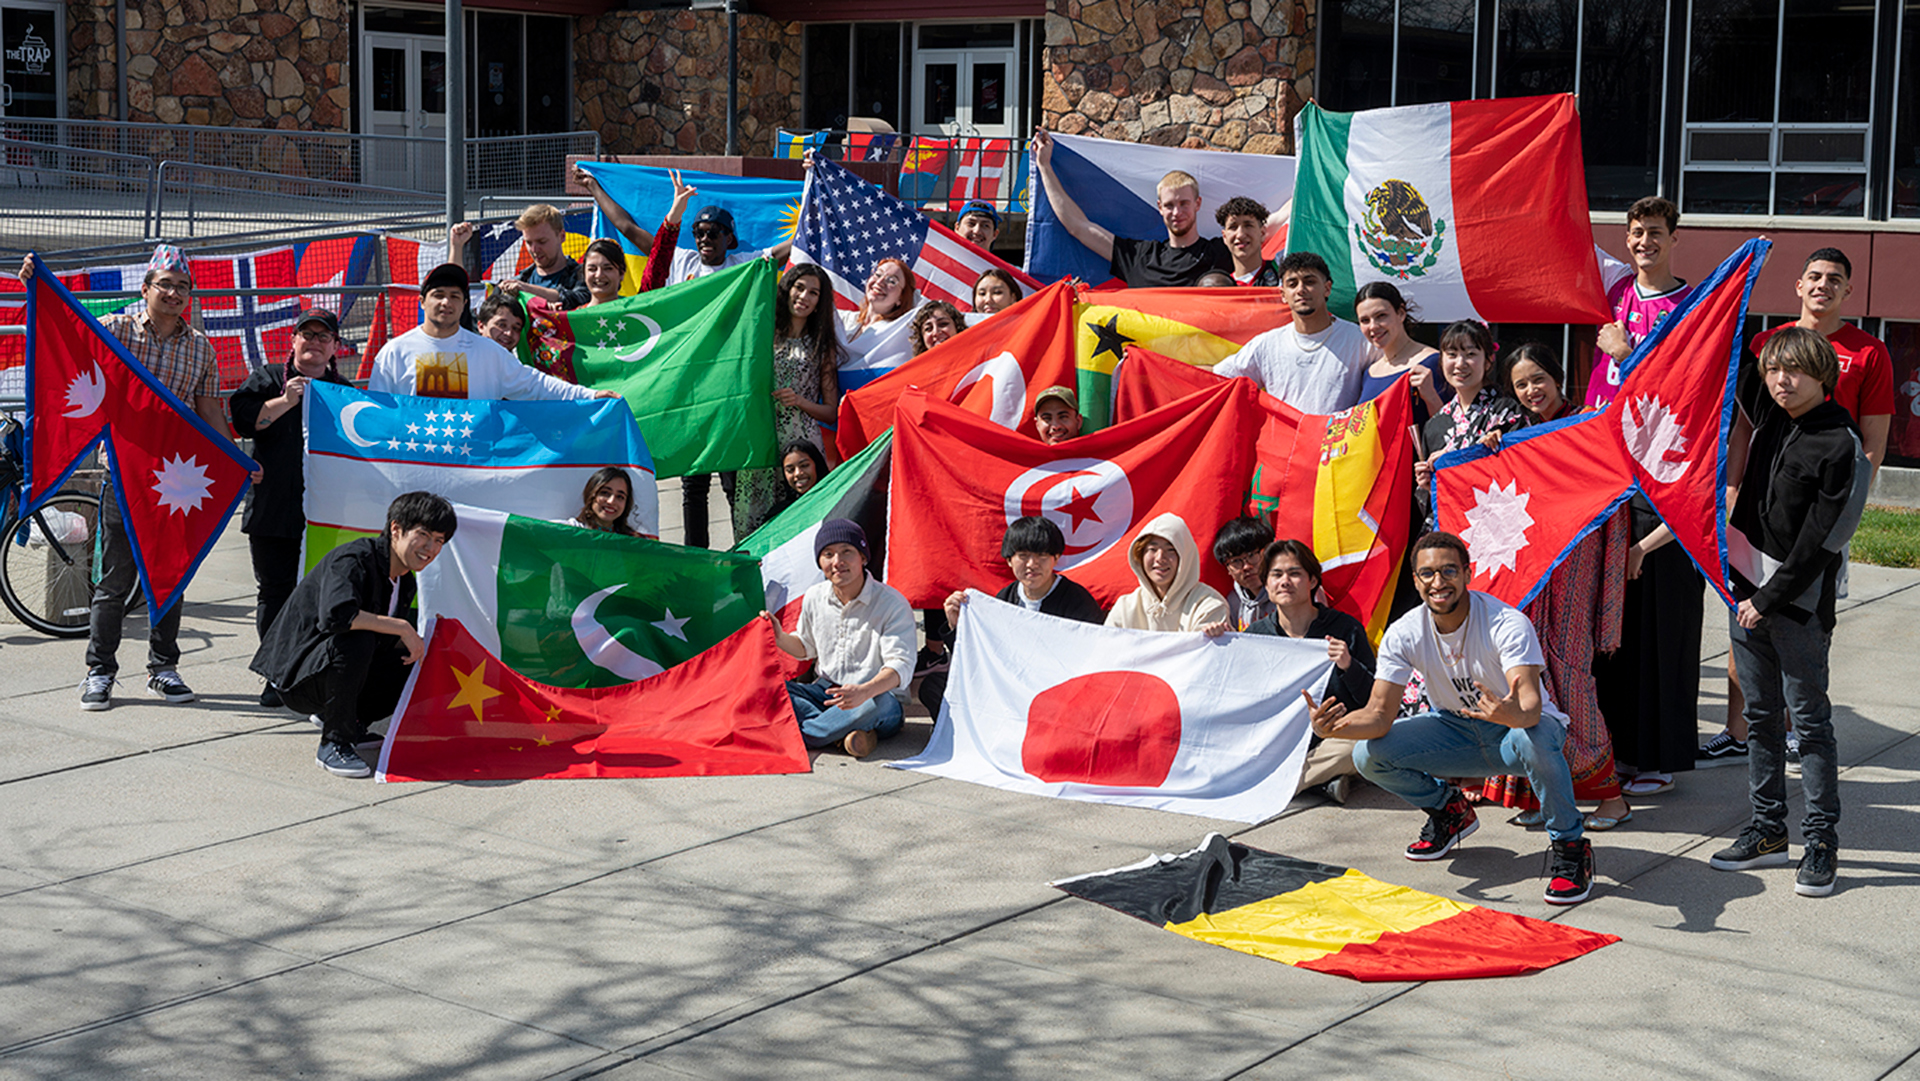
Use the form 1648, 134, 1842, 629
188, 246, 301, 389
892, 591, 1327, 821
949, 138, 1009, 204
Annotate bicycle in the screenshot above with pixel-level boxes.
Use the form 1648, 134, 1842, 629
0, 414, 141, 638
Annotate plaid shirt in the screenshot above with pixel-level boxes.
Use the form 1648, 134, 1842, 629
101, 311, 219, 402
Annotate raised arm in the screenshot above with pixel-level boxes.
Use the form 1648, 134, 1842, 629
574, 163, 655, 253
1031, 130, 1115, 262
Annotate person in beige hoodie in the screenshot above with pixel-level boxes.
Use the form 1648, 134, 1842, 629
1105, 513, 1231, 632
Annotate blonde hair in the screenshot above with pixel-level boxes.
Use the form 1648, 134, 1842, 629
514, 203, 566, 233
1759, 325, 1840, 394
1157, 170, 1200, 199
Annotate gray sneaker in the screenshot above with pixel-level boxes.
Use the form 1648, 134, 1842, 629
80, 672, 115, 712
147, 670, 196, 704
316, 742, 371, 778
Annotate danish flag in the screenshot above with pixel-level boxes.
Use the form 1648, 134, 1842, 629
949, 138, 1009, 204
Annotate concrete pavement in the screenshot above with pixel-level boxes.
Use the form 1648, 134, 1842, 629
2, 484, 1917, 1080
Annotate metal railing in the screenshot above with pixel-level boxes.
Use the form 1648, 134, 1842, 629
782, 130, 1030, 215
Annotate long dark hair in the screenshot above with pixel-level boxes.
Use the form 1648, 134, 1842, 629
777, 264, 843, 369
575, 466, 638, 536
1498, 341, 1565, 404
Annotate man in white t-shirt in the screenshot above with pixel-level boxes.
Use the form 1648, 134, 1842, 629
1212, 252, 1376, 414
369, 263, 616, 402
1304, 532, 1595, 905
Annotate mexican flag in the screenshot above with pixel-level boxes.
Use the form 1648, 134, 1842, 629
734, 430, 893, 624
521, 258, 778, 478
417, 506, 766, 688
1288, 93, 1610, 325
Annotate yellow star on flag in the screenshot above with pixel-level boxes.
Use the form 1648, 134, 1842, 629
448, 661, 504, 723
543, 705, 561, 723
534, 735, 553, 747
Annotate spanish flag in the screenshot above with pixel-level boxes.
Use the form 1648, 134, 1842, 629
1073, 286, 1286, 430
1055, 834, 1618, 982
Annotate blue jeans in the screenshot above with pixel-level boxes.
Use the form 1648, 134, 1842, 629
787, 677, 905, 749
1730, 613, 1839, 845
1354, 710, 1584, 843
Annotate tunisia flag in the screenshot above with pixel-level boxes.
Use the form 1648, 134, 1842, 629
835, 279, 1079, 459
1434, 238, 1769, 608
892, 591, 1328, 821
885, 381, 1261, 608
23, 255, 258, 617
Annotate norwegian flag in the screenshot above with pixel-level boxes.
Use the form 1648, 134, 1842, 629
21, 254, 257, 617
793, 156, 1040, 312
189, 246, 301, 390
949, 137, 1009, 204
1433, 238, 1770, 610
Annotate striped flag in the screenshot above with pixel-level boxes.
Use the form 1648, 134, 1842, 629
949, 138, 1009, 204
733, 429, 892, 625
1076, 286, 1288, 430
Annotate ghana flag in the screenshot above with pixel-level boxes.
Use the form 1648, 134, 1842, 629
1075, 286, 1286, 430
1056, 834, 1618, 981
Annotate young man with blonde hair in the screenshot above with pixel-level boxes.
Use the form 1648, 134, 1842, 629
1030, 132, 1233, 287
450, 202, 590, 310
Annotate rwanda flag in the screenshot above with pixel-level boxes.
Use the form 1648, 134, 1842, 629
1056, 834, 1618, 981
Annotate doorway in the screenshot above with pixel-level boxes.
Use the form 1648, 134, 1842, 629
360, 31, 447, 191
910, 23, 1019, 139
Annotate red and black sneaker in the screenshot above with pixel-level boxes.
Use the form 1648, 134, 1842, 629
1544, 837, 1595, 905
1405, 787, 1479, 861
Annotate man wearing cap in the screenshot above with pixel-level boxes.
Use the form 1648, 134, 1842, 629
954, 200, 1003, 252
760, 519, 916, 758
231, 309, 356, 707
368, 263, 616, 401
1033, 385, 1084, 445
20, 244, 254, 710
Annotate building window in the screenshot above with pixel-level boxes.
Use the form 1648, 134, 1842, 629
803, 23, 905, 132
1578, 0, 1666, 211
1894, 0, 1917, 218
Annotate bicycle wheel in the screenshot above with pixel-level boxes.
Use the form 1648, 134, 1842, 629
0, 490, 104, 638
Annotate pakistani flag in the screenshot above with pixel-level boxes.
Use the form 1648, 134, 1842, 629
418, 505, 766, 688
522, 258, 777, 478
1288, 94, 1609, 325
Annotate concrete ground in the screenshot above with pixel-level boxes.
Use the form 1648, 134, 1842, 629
2, 478, 1918, 1080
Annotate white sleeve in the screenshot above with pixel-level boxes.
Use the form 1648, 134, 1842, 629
1211, 335, 1266, 385
1374, 620, 1417, 688
486, 340, 594, 401
367, 341, 406, 393
790, 594, 821, 661
1490, 605, 1547, 672
875, 589, 919, 691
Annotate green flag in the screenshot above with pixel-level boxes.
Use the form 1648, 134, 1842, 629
523, 259, 777, 477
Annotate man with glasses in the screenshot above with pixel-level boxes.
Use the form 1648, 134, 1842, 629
1210, 515, 1276, 630
1304, 531, 1596, 905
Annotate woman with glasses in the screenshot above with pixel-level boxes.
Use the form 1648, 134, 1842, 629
837, 257, 923, 393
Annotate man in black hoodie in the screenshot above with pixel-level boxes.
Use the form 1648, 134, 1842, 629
1709, 327, 1870, 898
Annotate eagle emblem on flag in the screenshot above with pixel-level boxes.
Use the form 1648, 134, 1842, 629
1356, 178, 1448, 280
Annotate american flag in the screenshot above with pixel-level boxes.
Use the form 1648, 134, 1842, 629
793, 157, 1039, 312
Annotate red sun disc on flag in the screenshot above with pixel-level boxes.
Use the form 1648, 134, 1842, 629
1002, 458, 1134, 567
1022, 671, 1181, 787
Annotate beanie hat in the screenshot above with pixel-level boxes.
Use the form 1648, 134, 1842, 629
814, 518, 868, 561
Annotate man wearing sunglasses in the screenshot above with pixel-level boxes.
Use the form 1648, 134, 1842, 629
1303, 531, 1594, 906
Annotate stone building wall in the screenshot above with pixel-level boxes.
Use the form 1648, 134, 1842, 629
573, 11, 802, 158
1042, 0, 1313, 154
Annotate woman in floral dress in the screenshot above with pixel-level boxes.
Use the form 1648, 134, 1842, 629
733, 264, 841, 538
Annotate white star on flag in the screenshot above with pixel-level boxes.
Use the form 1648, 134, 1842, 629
1460, 480, 1536, 578
651, 608, 690, 640
151, 454, 215, 516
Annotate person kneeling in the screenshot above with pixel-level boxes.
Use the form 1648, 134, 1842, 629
250, 492, 457, 779
1304, 532, 1595, 905
760, 519, 915, 758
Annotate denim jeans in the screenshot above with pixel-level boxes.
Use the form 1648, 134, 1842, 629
787, 677, 904, 749
1730, 612, 1839, 845
1353, 710, 1584, 843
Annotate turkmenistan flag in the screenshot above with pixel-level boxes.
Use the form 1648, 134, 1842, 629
1056, 834, 1619, 982
1074, 286, 1285, 431
1288, 93, 1610, 325
734, 430, 892, 623
521, 259, 777, 478
418, 505, 765, 688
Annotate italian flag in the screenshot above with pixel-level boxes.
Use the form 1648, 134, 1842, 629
733, 430, 893, 625
1288, 94, 1610, 325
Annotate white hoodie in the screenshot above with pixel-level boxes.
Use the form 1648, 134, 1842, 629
1103, 512, 1230, 632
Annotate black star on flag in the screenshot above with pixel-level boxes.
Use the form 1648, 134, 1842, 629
1087, 314, 1136, 363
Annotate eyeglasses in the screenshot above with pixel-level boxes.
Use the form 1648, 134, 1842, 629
147, 280, 192, 295
868, 274, 904, 288
691, 227, 725, 240
295, 329, 335, 342
1224, 553, 1263, 572
1414, 565, 1465, 582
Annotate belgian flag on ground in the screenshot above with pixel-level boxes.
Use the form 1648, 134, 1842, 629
1054, 834, 1618, 982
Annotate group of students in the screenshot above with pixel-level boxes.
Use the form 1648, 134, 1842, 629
31, 141, 1886, 906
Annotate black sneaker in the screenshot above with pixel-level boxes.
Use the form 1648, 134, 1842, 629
1695, 729, 1748, 765
79, 672, 115, 712
1795, 840, 1837, 897
1708, 825, 1791, 870
914, 645, 950, 677
259, 684, 283, 708
147, 670, 196, 704
316, 742, 371, 778
1544, 838, 1594, 905
1785, 732, 1802, 775
1405, 787, 1479, 861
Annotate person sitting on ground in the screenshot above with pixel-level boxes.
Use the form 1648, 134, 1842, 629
1213, 252, 1377, 414
910, 300, 966, 355
954, 199, 1003, 252
1206, 539, 1375, 804
250, 492, 457, 780
565, 467, 640, 536
1211, 515, 1276, 630
1105, 513, 1230, 632
1031, 130, 1233, 287
474, 292, 526, 353
761, 519, 916, 759
1305, 531, 1595, 906
760, 440, 830, 527
1033, 385, 1085, 445
1217, 196, 1280, 286
231, 308, 355, 708
972, 268, 1024, 318
922, 516, 1106, 716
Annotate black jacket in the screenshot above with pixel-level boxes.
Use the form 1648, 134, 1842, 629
230, 363, 351, 538
1730, 381, 1870, 631
250, 536, 414, 690
993, 576, 1105, 624
1246, 605, 1376, 711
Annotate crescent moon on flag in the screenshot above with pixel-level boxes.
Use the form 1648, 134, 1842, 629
339, 401, 382, 448
570, 583, 665, 681
1002, 457, 1134, 570
612, 314, 664, 363
950, 351, 1028, 429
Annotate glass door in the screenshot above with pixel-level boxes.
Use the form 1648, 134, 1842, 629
360, 32, 445, 191
910, 23, 1019, 139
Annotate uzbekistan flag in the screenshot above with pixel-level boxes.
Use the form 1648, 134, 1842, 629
1056, 834, 1619, 981
1075, 285, 1288, 430
377, 617, 810, 783
733, 430, 893, 625
302, 382, 657, 570
894, 593, 1324, 822
418, 505, 765, 687
1288, 94, 1610, 324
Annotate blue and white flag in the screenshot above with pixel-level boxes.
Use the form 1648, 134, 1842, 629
1025, 132, 1297, 284
301, 381, 658, 569
577, 162, 803, 266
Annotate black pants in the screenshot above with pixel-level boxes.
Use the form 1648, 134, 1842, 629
86, 489, 183, 677
249, 534, 302, 643
681, 472, 737, 549
280, 629, 411, 747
